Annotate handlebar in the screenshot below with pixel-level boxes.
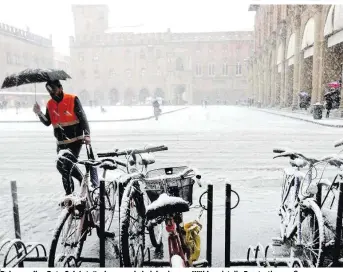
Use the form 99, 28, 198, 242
334, 138, 343, 148
97, 145, 168, 158
272, 148, 319, 165
179, 167, 202, 187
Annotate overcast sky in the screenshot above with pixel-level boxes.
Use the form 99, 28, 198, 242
0, 0, 256, 55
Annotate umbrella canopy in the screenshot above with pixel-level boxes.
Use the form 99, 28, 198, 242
1, 68, 71, 89
327, 81, 341, 89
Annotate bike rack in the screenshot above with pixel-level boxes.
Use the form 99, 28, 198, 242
0, 181, 48, 268
2, 180, 343, 268
0, 179, 114, 268
225, 182, 343, 268
142, 183, 213, 268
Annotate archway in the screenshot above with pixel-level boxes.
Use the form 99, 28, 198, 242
300, 17, 315, 101
154, 88, 164, 98
323, 5, 343, 103
173, 85, 186, 105
79, 90, 90, 106
138, 88, 150, 103
275, 42, 284, 105
285, 33, 295, 107
109, 88, 119, 105
124, 88, 134, 105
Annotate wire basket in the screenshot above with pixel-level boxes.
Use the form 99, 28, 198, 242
144, 166, 195, 205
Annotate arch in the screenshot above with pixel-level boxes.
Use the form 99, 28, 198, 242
277, 43, 284, 65
124, 88, 134, 105
154, 88, 164, 98
324, 5, 343, 48
108, 88, 119, 105
138, 88, 150, 103
301, 17, 315, 50
79, 90, 90, 105
286, 33, 295, 59
324, 5, 335, 37
173, 85, 186, 105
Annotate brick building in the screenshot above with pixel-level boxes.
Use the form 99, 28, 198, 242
69, 4, 254, 105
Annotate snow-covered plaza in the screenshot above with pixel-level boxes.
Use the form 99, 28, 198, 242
1, 105, 342, 266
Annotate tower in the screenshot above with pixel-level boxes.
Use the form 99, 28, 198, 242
71, 5, 109, 38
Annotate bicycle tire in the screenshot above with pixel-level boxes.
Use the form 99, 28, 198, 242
170, 254, 186, 267
119, 179, 146, 267
298, 199, 325, 268
148, 222, 163, 248
48, 209, 86, 267
105, 181, 116, 231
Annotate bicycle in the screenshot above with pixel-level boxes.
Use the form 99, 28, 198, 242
142, 166, 204, 268
96, 145, 169, 267
48, 145, 121, 267
272, 148, 326, 267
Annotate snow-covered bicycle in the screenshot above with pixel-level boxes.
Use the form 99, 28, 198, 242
273, 148, 326, 267
48, 145, 120, 267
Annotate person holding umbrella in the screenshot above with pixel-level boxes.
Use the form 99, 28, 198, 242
32, 79, 92, 195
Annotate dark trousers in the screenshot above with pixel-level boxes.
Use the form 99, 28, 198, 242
56, 140, 83, 195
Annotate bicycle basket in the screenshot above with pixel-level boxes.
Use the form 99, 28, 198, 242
144, 166, 195, 205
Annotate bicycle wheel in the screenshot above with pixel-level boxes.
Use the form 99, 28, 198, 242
171, 254, 186, 267
48, 208, 86, 267
104, 181, 116, 231
298, 199, 325, 267
120, 179, 146, 267
148, 221, 163, 248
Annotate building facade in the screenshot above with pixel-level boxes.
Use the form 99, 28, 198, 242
69, 5, 254, 106
0, 23, 54, 106
248, 4, 343, 111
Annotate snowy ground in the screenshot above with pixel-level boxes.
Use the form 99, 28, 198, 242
0, 105, 185, 122
0, 105, 342, 267
258, 107, 343, 127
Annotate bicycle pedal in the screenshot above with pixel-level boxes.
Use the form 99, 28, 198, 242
271, 237, 283, 246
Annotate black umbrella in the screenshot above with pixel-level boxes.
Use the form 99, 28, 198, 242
1, 68, 72, 122
1, 68, 72, 89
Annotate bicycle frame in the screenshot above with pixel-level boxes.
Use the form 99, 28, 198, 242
165, 216, 188, 267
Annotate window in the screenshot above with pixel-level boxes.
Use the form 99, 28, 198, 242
195, 64, 202, 76
157, 68, 161, 76
156, 49, 162, 58
141, 68, 146, 77
222, 44, 228, 52
236, 62, 242, 75
140, 49, 145, 59
208, 63, 215, 76
79, 52, 84, 61
93, 53, 99, 62
7, 53, 11, 64
126, 69, 132, 78
80, 69, 86, 78
208, 44, 214, 53
109, 68, 115, 78
222, 63, 229, 76
176, 58, 184, 71
94, 69, 100, 78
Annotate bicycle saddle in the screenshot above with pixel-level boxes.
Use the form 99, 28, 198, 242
99, 158, 117, 170
146, 193, 189, 220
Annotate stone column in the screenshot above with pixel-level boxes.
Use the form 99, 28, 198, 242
278, 21, 287, 108
279, 39, 286, 108
292, 10, 301, 110
263, 48, 270, 106
253, 59, 258, 104
258, 56, 264, 105
270, 44, 276, 106
311, 7, 324, 104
